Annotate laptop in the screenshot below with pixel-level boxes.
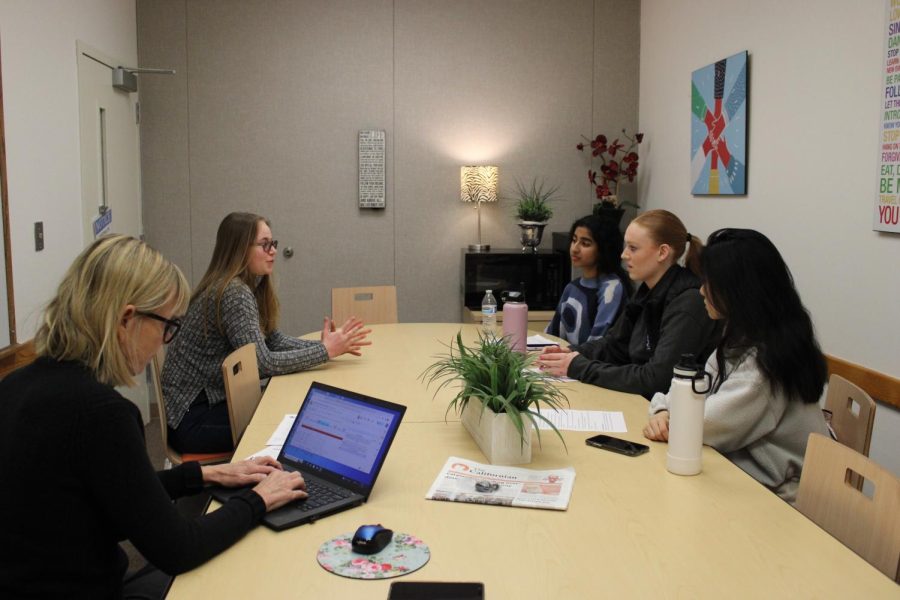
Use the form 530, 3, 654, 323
211, 381, 406, 531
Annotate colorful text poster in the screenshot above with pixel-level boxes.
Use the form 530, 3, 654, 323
877, 0, 900, 232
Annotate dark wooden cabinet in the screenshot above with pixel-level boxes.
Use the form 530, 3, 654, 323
461, 248, 570, 311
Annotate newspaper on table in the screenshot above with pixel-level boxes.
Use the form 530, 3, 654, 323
425, 456, 575, 511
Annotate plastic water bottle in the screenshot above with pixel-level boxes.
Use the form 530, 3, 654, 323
501, 289, 528, 353
666, 354, 712, 476
481, 290, 497, 336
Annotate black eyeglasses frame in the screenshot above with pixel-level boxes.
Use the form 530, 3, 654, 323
137, 311, 182, 344
254, 239, 279, 253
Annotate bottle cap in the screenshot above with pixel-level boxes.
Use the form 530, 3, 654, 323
673, 353, 700, 378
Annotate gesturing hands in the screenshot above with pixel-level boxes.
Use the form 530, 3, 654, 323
321, 316, 372, 358
536, 345, 579, 378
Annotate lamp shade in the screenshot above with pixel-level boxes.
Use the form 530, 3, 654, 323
460, 165, 498, 204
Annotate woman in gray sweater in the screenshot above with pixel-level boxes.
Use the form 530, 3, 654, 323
644, 229, 829, 503
162, 212, 371, 453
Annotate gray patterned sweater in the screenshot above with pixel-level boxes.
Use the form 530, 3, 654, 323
161, 279, 328, 429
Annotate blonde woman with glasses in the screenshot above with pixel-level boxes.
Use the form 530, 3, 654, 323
0, 235, 308, 599
162, 212, 371, 454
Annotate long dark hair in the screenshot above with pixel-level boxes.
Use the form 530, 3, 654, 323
701, 229, 826, 403
569, 215, 631, 297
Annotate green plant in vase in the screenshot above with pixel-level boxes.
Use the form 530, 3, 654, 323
509, 178, 562, 252
421, 331, 569, 455
512, 178, 560, 223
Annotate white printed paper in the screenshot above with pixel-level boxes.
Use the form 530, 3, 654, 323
247, 446, 281, 461
526, 334, 559, 348
265, 414, 297, 446
535, 409, 627, 432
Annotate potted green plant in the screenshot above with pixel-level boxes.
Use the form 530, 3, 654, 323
421, 332, 568, 465
511, 178, 561, 252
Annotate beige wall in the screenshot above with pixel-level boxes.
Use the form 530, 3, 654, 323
137, 0, 640, 331
639, 0, 900, 475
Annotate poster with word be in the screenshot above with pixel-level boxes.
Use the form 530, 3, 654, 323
877, 0, 900, 232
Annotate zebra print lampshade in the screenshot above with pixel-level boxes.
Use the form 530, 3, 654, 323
460, 166, 498, 204
460, 165, 498, 251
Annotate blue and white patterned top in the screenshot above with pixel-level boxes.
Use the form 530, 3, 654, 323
545, 274, 625, 346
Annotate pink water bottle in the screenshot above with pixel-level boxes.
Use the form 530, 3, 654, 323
501, 289, 528, 353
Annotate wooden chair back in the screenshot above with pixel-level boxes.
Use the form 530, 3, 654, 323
221, 343, 263, 448
331, 285, 398, 325
150, 348, 231, 466
824, 374, 877, 456
796, 433, 900, 582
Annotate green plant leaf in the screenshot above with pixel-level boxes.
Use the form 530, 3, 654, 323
419, 330, 570, 452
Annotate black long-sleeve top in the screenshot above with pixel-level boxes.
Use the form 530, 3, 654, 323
568, 265, 722, 399
0, 357, 266, 599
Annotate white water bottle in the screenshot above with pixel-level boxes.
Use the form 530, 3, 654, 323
666, 354, 712, 476
481, 290, 497, 336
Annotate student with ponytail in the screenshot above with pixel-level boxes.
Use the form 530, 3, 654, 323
539, 209, 720, 398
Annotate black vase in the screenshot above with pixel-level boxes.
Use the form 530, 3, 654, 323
593, 204, 625, 226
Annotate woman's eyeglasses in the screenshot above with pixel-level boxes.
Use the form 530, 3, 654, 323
137, 312, 182, 344
254, 239, 279, 253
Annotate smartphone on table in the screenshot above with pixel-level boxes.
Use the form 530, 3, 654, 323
388, 581, 485, 599
586, 434, 649, 457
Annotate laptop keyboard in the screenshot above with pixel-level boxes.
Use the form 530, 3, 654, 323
296, 478, 352, 512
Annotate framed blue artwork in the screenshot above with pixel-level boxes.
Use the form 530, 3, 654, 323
691, 51, 748, 195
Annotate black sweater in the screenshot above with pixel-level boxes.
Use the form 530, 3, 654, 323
568, 265, 721, 399
0, 358, 266, 599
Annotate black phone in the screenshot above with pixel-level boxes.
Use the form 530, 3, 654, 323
388, 582, 485, 600
586, 434, 649, 457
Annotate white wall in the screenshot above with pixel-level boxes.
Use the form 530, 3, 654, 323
639, 0, 900, 474
0, 0, 137, 340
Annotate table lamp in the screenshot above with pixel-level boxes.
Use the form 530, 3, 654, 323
460, 165, 498, 252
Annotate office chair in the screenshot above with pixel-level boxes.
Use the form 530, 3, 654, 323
150, 348, 231, 468
796, 433, 900, 582
823, 374, 877, 490
331, 285, 398, 325
221, 343, 263, 448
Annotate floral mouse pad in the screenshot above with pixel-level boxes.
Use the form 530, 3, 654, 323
316, 532, 430, 579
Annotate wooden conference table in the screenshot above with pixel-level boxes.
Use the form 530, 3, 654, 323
168, 324, 897, 598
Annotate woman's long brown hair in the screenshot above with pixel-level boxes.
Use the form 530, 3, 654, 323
192, 212, 279, 336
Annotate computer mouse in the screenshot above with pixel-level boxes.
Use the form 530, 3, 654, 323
351, 524, 393, 555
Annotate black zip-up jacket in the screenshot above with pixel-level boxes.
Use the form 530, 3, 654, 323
567, 265, 721, 399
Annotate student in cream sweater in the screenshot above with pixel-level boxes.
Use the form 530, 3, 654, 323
643, 229, 829, 504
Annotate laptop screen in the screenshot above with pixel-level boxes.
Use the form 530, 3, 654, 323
280, 383, 404, 488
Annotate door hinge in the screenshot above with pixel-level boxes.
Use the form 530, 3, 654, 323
134, 101, 140, 125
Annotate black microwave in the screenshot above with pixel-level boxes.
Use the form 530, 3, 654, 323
461, 248, 570, 311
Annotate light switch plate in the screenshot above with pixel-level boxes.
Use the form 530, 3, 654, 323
34, 221, 44, 251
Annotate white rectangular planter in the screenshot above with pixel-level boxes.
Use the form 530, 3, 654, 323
460, 400, 532, 465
